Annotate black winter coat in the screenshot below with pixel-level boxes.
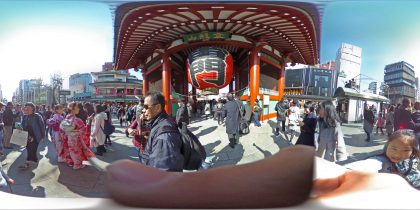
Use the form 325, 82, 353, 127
224, 100, 241, 134
176, 104, 189, 127
142, 112, 184, 172
296, 112, 317, 147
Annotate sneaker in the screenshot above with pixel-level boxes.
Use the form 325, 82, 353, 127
18, 162, 32, 170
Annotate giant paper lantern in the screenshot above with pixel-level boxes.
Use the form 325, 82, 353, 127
187, 46, 233, 90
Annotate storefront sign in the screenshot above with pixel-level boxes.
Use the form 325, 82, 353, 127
183, 31, 230, 43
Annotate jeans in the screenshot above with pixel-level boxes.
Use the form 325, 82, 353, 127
137, 149, 143, 163
364, 128, 371, 140
253, 114, 261, 127
276, 120, 286, 132
216, 111, 223, 125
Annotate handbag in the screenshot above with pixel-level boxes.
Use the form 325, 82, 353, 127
10, 129, 29, 146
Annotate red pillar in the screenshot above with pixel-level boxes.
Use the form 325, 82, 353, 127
249, 49, 261, 110
142, 71, 148, 96
278, 64, 286, 100
162, 54, 172, 115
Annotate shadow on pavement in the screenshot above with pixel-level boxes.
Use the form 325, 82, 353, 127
188, 126, 202, 132
211, 143, 244, 168
271, 133, 293, 151
203, 140, 221, 155
343, 133, 386, 148
336, 149, 384, 165
57, 163, 105, 198
267, 120, 277, 134
94, 139, 139, 164
253, 143, 272, 158
5, 147, 46, 197
195, 126, 217, 138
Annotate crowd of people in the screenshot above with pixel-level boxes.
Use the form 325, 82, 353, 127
0, 91, 419, 202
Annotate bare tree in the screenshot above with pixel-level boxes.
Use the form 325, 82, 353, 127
50, 73, 63, 106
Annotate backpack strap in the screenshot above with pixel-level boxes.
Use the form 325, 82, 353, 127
234, 101, 244, 121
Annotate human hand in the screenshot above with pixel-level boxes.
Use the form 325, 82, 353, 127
312, 170, 420, 208
7, 179, 15, 185
106, 145, 315, 208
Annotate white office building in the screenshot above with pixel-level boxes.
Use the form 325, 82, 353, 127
335, 43, 362, 89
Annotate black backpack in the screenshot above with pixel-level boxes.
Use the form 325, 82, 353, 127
156, 126, 206, 170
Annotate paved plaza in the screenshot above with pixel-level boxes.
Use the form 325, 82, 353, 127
0, 116, 388, 198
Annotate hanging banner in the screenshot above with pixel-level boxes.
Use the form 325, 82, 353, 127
183, 31, 230, 43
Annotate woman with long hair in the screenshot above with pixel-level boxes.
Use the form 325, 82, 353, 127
60, 102, 94, 169
75, 103, 88, 124
90, 104, 108, 155
316, 100, 348, 162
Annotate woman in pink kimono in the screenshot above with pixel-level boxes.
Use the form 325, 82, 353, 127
47, 104, 65, 162
60, 102, 95, 169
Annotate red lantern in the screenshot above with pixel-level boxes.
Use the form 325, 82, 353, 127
187, 47, 233, 90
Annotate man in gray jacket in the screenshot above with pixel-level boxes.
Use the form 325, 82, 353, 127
224, 94, 242, 148
141, 92, 184, 172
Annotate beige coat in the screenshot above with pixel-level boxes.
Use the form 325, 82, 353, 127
90, 112, 107, 146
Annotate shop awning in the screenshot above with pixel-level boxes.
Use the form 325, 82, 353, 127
334, 87, 390, 102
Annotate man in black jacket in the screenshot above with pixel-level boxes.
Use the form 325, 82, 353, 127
275, 98, 289, 136
141, 92, 184, 172
19, 102, 45, 169
2, 102, 14, 149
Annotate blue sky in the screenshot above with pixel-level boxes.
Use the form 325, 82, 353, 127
1, 0, 420, 99
0, 1, 114, 100
321, 1, 420, 89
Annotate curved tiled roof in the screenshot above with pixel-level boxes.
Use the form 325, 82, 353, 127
113, 1, 323, 70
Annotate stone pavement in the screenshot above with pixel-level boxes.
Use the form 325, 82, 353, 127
0, 116, 388, 198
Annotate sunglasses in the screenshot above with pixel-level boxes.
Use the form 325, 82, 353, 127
143, 104, 158, 110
